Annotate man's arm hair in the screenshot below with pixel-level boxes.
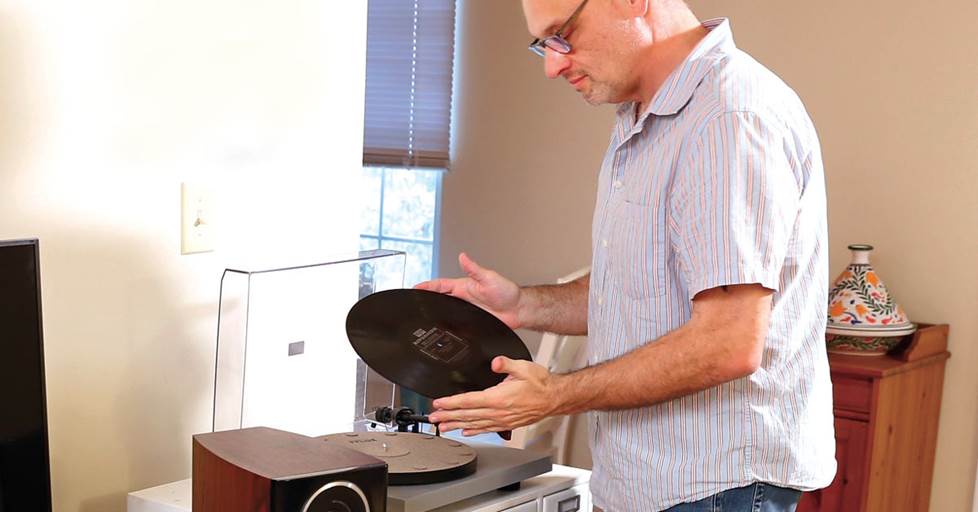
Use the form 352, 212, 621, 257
551, 283, 771, 414
517, 273, 589, 335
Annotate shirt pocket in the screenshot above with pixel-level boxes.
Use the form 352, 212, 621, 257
609, 199, 667, 299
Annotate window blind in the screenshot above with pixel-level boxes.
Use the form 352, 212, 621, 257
363, 0, 456, 169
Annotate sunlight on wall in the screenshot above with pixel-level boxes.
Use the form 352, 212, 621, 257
0, 1, 368, 510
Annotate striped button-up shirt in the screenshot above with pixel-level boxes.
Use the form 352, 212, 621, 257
587, 19, 836, 511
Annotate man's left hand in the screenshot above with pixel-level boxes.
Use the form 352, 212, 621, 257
428, 356, 560, 436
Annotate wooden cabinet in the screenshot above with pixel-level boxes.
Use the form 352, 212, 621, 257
798, 324, 949, 512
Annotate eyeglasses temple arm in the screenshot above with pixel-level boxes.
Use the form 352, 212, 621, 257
555, 0, 589, 37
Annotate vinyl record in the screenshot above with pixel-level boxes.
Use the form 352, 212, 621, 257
346, 289, 530, 399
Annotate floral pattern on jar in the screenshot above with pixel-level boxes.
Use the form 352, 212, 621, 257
827, 265, 909, 327
825, 244, 915, 356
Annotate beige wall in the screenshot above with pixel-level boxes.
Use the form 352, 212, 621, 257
0, 1, 367, 510
446, 1, 978, 510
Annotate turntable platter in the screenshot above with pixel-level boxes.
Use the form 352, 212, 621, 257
345, 289, 531, 399
320, 432, 477, 485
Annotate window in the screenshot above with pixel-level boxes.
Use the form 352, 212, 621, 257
362, 0, 456, 286
359, 167, 442, 286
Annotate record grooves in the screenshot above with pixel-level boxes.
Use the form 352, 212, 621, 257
345, 289, 531, 400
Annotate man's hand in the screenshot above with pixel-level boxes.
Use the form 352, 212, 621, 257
428, 356, 561, 436
415, 252, 523, 329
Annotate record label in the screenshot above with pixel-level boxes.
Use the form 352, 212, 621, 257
413, 327, 470, 364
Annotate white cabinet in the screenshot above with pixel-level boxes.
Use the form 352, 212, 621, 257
129, 465, 590, 512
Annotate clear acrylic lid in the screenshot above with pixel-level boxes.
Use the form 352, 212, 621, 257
211, 249, 408, 436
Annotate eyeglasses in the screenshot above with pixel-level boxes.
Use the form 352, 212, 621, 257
528, 0, 589, 57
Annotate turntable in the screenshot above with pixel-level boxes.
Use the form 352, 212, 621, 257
341, 285, 556, 510
127, 251, 589, 512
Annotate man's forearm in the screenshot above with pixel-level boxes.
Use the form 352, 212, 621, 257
550, 304, 765, 415
516, 274, 589, 335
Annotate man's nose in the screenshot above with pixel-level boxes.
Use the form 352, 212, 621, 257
544, 50, 571, 79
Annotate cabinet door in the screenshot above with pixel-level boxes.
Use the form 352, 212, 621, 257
797, 418, 868, 512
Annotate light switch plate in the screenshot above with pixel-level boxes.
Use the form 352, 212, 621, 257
181, 182, 214, 255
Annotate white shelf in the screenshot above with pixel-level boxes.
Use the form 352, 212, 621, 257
127, 465, 590, 512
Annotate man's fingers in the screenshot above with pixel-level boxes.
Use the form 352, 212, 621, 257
416, 278, 477, 304
414, 280, 435, 291
429, 408, 496, 424
492, 356, 535, 379
414, 278, 457, 294
437, 419, 497, 433
458, 252, 491, 283
492, 356, 522, 375
491, 356, 510, 374
432, 389, 492, 411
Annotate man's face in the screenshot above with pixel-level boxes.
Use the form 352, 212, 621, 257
522, 0, 634, 105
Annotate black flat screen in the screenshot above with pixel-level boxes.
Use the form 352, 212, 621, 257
0, 239, 52, 511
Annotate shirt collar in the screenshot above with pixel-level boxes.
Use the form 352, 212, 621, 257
620, 18, 736, 125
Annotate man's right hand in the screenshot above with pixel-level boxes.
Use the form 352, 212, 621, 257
414, 252, 523, 329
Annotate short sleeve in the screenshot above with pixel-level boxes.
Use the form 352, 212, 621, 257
672, 111, 801, 299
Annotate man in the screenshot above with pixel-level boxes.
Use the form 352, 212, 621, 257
419, 0, 836, 510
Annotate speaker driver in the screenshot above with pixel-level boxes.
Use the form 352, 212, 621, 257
302, 481, 371, 512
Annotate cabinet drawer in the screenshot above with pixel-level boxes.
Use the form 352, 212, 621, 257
543, 485, 587, 512
505, 500, 539, 512
831, 375, 872, 414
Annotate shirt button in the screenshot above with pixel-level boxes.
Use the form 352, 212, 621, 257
613, 180, 623, 189
602, 239, 608, 247
597, 297, 604, 306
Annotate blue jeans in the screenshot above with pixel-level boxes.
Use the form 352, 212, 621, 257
663, 483, 802, 512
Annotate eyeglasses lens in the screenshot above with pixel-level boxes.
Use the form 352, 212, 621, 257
544, 37, 571, 54
529, 36, 571, 58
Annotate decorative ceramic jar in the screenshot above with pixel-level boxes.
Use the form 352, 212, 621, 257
825, 244, 916, 355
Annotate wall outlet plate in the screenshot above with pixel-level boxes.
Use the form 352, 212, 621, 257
181, 183, 215, 255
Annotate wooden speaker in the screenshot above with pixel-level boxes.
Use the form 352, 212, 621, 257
193, 427, 388, 512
